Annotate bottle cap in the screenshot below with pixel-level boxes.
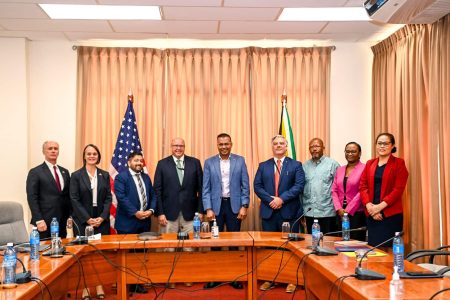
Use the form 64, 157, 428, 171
7, 242, 13, 247
392, 266, 400, 280
344, 212, 348, 216
32, 226, 37, 230
314, 219, 318, 222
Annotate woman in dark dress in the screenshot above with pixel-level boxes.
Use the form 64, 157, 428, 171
70, 144, 112, 299
360, 133, 409, 247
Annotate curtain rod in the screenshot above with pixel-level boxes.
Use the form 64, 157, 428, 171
73, 45, 337, 51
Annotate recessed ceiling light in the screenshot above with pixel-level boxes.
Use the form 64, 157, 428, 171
278, 7, 371, 22
39, 4, 161, 20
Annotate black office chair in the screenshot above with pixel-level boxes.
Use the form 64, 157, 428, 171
406, 246, 450, 277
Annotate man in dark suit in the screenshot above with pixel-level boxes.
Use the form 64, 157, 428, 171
154, 137, 203, 235
202, 133, 250, 289
254, 135, 305, 293
154, 137, 203, 288
114, 152, 156, 235
114, 151, 156, 294
26, 141, 71, 239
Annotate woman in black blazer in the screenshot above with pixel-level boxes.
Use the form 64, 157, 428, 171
70, 144, 112, 299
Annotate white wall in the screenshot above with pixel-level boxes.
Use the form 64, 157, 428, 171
330, 43, 373, 165
0, 38, 30, 222
0, 38, 373, 226
28, 41, 77, 171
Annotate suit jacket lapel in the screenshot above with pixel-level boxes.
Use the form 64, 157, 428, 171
128, 170, 140, 206
229, 155, 236, 183
212, 156, 222, 182
278, 158, 288, 188
180, 157, 188, 187
81, 167, 92, 194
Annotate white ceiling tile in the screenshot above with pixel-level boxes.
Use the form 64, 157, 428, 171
168, 32, 359, 41
322, 21, 387, 33
99, 0, 222, 6
163, 7, 280, 21
111, 20, 218, 33
0, 19, 112, 32
220, 21, 326, 34
0, 30, 68, 40
0, 3, 49, 19
65, 31, 166, 41
223, 0, 348, 8
0, 0, 97, 3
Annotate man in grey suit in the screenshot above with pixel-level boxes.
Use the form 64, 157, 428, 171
26, 141, 71, 238
202, 133, 250, 289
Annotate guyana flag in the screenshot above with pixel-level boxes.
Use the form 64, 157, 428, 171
278, 94, 296, 160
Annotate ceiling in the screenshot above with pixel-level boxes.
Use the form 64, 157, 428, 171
0, 0, 446, 44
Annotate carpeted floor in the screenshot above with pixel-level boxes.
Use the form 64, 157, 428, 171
76, 282, 306, 300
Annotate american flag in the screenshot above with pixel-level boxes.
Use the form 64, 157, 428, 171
108, 91, 146, 234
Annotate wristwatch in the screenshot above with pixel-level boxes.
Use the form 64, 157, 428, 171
241, 204, 249, 208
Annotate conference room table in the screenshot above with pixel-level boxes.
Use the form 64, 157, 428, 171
0, 232, 449, 299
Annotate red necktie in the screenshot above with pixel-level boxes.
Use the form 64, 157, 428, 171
274, 159, 281, 197
53, 166, 62, 192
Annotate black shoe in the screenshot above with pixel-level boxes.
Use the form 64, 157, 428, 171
130, 284, 148, 294
204, 282, 221, 289
230, 281, 243, 289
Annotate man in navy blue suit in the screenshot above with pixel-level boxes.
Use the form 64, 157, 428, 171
254, 135, 305, 293
202, 133, 250, 289
114, 152, 156, 294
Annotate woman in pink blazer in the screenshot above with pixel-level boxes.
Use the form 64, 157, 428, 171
332, 142, 366, 241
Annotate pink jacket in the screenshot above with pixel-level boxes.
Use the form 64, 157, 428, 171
332, 161, 365, 216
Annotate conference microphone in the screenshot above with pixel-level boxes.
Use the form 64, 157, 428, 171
313, 227, 368, 256
15, 256, 32, 283
355, 231, 404, 280
287, 207, 312, 241
66, 217, 88, 245
0, 253, 32, 284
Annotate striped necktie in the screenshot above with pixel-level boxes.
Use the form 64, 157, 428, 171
136, 174, 147, 211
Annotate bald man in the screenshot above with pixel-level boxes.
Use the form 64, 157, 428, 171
26, 141, 71, 238
154, 138, 203, 238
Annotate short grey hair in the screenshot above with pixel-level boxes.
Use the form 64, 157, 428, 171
272, 135, 288, 145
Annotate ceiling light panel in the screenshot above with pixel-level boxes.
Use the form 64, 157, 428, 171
39, 4, 161, 20
279, 7, 370, 21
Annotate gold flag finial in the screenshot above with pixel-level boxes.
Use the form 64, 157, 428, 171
281, 89, 287, 104
128, 88, 134, 103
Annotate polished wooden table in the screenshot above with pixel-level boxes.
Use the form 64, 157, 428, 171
1, 232, 449, 300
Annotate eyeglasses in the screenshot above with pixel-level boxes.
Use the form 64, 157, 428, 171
171, 144, 185, 148
309, 145, 322, 149
376, 142, 391, 147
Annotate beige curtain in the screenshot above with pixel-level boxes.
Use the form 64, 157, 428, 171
76, 46, 331, 231
372, 14, 450, 253
249, 47, 332, 229
76, 47, 165, 176
430, 15, 450, 255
